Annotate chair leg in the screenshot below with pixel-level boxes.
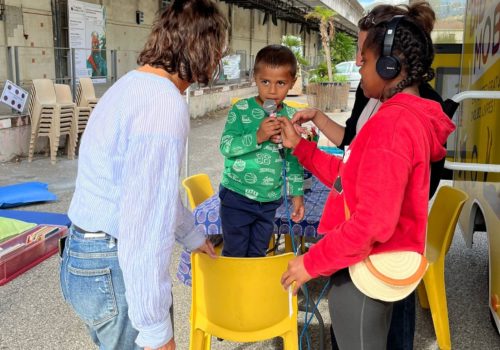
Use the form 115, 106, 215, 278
282, 330, 299, 350
423, 266, 452, 350
67, 133, 77, 160
190, 328, 210, 350
284, 235, 305, 253
50, 112, 61, 164
203, 334, 211, 350
28, 133, 37, 162
285, 235, 293, 253
49, 135, 60, 164
268, 235, 276, 256
417, 281, 430, 309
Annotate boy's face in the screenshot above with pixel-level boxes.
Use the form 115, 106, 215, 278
254, 65, 296, 107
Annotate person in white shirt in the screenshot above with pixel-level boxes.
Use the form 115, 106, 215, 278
60, 1, 228, 349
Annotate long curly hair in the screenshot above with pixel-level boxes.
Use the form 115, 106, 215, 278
137, 0, 228, 85
363, 1, 436, 97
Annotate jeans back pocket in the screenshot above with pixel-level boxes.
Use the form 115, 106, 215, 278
64, 265, 118, 326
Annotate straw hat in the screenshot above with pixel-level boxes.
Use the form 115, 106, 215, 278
349, 251, 428, 302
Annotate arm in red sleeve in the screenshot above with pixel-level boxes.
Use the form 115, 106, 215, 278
293, 138, 342, 188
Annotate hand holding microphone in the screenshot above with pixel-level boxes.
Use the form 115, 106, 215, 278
262, 99, 285, 158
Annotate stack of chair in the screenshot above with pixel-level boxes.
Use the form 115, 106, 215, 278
54, 84, 92, 154
75, 77, 99, 110
27, 79, 77, 164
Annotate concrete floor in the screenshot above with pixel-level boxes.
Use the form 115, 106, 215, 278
1, 92, 499, 349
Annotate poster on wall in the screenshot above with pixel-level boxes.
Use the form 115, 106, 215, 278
68, 0, 107, 83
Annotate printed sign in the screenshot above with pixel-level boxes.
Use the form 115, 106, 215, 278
68, 0, 107, 83
1, 80, 28, 112
222, 55, 241, 80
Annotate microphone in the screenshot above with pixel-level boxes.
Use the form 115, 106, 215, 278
262, 99, 285, 158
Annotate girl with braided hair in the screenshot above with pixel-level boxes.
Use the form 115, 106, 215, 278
279, 2, 455, 349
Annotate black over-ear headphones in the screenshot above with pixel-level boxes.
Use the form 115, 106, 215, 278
376, 15, 404, 80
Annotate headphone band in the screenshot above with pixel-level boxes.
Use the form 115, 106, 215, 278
382, 15, 404, 57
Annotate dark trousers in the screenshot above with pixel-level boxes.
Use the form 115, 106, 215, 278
328, 269, 393, 350
219, 186, 282, 257
330, 289, 415, 350
387, 292, 416, 350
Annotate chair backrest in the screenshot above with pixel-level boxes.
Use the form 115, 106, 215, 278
32, 79, 57, 104
426, 186, 469, 263
191, 252, 298, 342
182, 173, 215, 210
54, 84, 74, 104
79, 77, 96, 99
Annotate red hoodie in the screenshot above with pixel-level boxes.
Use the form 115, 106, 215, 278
293, 93, 455, 278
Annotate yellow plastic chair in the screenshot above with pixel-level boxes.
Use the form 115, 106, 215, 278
189, 252, 298, 349
417, 186, 468, 350
182, 173, 215, 210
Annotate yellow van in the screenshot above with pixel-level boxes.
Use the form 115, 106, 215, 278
444, 0, 500, 333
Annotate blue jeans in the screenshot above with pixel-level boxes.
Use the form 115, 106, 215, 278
59, 226, 142, 350
219, 186, 282, 257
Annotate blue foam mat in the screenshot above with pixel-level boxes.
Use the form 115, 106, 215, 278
0, 182, 57, 208
0, 210, 71, 227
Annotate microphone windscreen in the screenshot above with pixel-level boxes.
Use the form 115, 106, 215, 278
263, 99, 277, 115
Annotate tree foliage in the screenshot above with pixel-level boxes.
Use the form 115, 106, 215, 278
331, 31, 356, 65
281, 35, 309, 66
305, 6, 336, 81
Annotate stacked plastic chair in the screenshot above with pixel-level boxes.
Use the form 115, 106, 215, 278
75, 77, 99, 110
27, 79, 77, 164
54, 84, 92, 154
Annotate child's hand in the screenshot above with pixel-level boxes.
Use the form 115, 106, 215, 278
257, 117, 281, 144
291, 196, 305, 223
277, 117, 302, 149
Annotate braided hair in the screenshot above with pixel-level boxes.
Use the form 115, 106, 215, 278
364, 2, 436, 97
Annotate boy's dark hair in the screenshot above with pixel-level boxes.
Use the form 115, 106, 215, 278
254, 45, 297, 78
364, 1, 436, 96
137, 0, 228, 85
